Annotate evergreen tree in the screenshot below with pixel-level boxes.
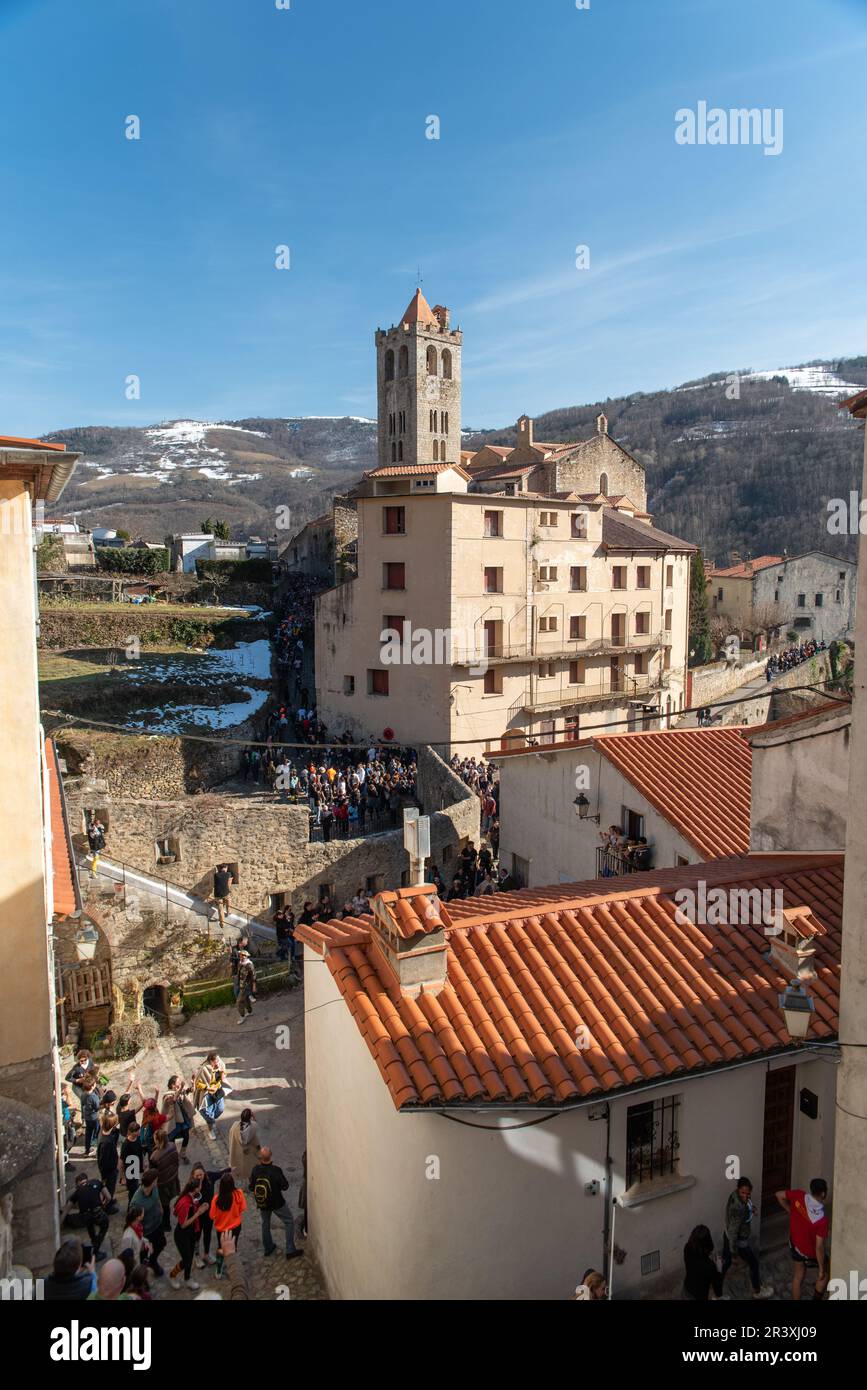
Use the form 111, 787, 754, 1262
689, 551, 713, 667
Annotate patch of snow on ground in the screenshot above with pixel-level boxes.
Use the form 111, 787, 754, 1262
744, 365, 862, 397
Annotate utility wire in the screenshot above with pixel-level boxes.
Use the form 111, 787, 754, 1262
42, 679, 849, 751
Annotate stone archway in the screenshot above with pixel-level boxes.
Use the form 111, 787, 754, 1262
142, 983, 171, 1034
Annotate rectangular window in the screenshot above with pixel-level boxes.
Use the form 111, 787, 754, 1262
570, 566, 588, 592
635, 611, 650, 635
664, 608, 672, 632
343, 674, 355, 695
483, 668, 502, 694
633, 653, 648, 676
483, 510, 503, 538
539, 615, 558, 633
484, 566, 503, 594
539, 565, 558, 583
626, 1095, 681, 1188
365, 874, 384, 895
621, 806, 645, 840
636, 565, 651, 589
564, 715, 580, 739
569, 615, 586, 640
383, 506, 405, 535
539, 511, 558, 527
382, 615, 406, 642
663, 646, 671, 671
612, 566, 627, 590
511, 854, 530, 888
836, 589, 842, 603
815, 593, 823, 607
569, 659, 586, 684
571, 513, 587, 539
665, 564, 673, 587
368, 669, 389, 696
798, 594, 806, 608
383, 562, 405, 590
538, 661, 556, 678
717, 587, 724, 601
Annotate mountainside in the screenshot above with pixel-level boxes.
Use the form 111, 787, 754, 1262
45, 416, 378, 544
45, 357, 867, 565
465, 358, 867, 566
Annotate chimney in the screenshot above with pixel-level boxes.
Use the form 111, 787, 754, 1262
369, 885, 450, 997
596, 412, 609, 436
517, 414, 534, 448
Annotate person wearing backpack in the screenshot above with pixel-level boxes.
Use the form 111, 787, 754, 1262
248, 1145, 302, 1260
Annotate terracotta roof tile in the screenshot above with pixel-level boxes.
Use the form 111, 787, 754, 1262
45, 740, 76, 918
298, 854, 842, 1110
711, 555, 783, 579
592, 726, 752, 858
364, 463, 471, 480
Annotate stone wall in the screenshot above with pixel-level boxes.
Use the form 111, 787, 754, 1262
56, 710, 261, 798
690, 655, 767, 706
712, 652, 833, 727
62, 746, 480, 920
37, 604, 257, 650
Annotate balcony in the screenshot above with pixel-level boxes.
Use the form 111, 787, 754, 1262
515, 672, 671, 715
451, 632, 673, 667
596, 847, 644, 877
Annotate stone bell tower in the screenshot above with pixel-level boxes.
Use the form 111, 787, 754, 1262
375, 289, 462, 470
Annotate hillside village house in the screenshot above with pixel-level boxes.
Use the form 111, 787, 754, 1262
314, 291, 695, 755
299, 857, 840, 1300
496, 726, 752, 887
278, 495, 358, 584
0, 435, 83, 1272
707, 551, 857, 647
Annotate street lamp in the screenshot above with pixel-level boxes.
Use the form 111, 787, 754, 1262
574, 794, 599, 823
74, 921, 99, 962
779, 981, 815, 1040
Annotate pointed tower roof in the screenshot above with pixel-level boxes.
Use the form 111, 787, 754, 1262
400, 288, 438, 327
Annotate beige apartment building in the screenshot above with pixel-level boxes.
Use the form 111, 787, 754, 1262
0, 434, 81, 1273
315, 291, 695, 754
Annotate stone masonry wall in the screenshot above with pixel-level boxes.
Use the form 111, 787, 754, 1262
63, 745, 480, 920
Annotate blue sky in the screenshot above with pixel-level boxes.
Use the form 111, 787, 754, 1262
1, 0, 866, 434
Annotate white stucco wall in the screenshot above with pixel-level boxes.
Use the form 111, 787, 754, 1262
497, 744, 697, 887
304, 942, 835, 1299
749, 711, 850, 851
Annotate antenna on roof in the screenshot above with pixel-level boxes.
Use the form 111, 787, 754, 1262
416, 265, 423, 289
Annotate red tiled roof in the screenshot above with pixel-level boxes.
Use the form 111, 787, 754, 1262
298, 854, 842, 1109
399, 288, 438, 327
711, 555, 783, 579
364, 462, 471, 479
0, 435, 67, 451
841, 388, 867, 417
592, 726, 752, 858
45, 740, 77, 918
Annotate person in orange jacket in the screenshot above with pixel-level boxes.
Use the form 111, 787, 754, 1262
209, 1172, 247, 1280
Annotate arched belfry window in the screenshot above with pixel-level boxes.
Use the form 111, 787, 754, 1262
398, 441, 404, 461
599, 473, 609, 497
426, 345, 438, 376
398, 345, 409, 377
442, 348, 452, 380
433, 440, 439, 461
385, 349, 395, 382
391, 443, 397, 462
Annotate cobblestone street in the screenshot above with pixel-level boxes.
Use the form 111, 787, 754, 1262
64, 987, 327, 1301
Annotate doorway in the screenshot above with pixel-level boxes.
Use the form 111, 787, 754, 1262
761, 1066, 795, 1212
142, 984, 170, 1035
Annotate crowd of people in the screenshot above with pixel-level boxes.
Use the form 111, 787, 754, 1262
765, 638, 826, 681
50, 975, 309, 1303
597, 823, 653, 873
576, 1174, 831, 1302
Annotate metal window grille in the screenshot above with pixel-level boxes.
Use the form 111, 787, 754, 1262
640, 1250, 661, 1276
626, 1095, 680, 1187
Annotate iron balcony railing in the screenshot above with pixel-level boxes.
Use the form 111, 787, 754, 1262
596, 846, 647, 877
518, 672, 671, 714
452, 631, 673, 666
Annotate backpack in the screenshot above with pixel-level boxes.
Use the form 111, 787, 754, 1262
140, 1120, 154, 1151
253, 1172, 273, 1210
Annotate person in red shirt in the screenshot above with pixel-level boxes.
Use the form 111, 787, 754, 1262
776, 1178, 830, 1300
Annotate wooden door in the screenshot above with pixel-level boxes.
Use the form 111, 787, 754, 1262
761, 1066, 795, 1212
